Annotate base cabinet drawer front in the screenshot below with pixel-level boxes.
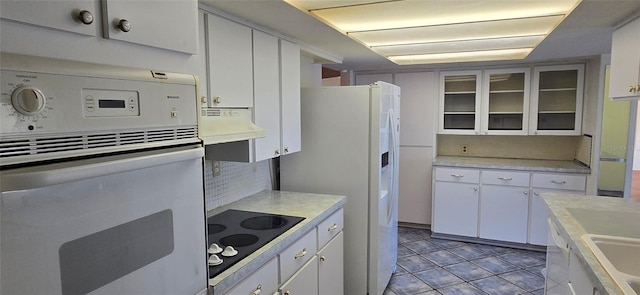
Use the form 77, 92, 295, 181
317, 208, 343, 249
479, 185, 529, 243
226, 257, 278, 295
433, 181, 479, 237
279, 256, 319, 295
532, 173, 586, 191
481, 170, 530, 187
318, 232, 344, 295
434, 167, 480, 183
279, 228, 318, 283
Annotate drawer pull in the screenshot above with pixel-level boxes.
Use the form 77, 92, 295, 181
450, 174, 464, 178
551, 180, 567, 185
294, 248, 307, 259
498, 177, 513, 181
328, 223, 338, 231
250, 284, 262, 295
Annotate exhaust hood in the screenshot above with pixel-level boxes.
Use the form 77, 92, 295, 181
198, 108, 265, 145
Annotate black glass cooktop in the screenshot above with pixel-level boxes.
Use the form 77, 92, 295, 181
207, 209, 305, 278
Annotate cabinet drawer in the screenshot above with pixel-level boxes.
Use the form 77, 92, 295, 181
317, 208, 343, 249
532, 173, 586, 191
279, 228, 317, 283
434, 167, 480, 183
482, 170, 530, 187
226, 257, 278, 295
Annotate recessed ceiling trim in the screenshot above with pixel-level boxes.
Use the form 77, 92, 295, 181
388, 48, 534, 65
372, 35, 546, 56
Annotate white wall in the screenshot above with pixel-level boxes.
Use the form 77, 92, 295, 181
300, 55, 322, 88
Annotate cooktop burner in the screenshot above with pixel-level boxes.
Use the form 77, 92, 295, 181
207, 210, 304, 278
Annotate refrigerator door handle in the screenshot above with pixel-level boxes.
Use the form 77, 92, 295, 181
387, 109, 398, 224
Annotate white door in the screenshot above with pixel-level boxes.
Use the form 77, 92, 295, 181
479, 185, 529, 243
433, 181, 479, 237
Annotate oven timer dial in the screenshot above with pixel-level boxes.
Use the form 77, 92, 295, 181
11, 86, 46, 116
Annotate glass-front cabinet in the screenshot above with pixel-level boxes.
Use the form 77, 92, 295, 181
530, 64, 584, 135
439, 71, 482, 134
481, 68, 530, 135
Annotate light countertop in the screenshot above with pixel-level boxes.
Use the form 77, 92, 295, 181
543, 194, 640, 294
434, 156, 590, 174
207, 190, 346, 294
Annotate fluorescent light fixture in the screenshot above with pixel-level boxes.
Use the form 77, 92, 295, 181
286, 0, 582, 65
388, 48, 534, 65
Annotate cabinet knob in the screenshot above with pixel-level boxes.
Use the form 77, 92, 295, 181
117, 19, 131, 32
77, 10, 94, 25
213, 96, 221, 104
284, 147, 289, 153
275, 149, 280, 156
284, 291, 291, 295
630, 85, 637, 93
200, 96, 207, 104
534, 191, 539, 196
523, 190, 528, 195
473, 186, 478, 191
320, 255, 326, 262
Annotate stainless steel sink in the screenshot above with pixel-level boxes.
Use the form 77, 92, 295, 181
582, 234, 640, 294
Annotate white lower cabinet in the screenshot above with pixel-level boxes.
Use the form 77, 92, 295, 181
279, 256, 319, 295
433, 166, 586, 245
568, 251, 597, 295
479, 185, 529, 243
226, 257, 278, 295
433, 181, 479, 237
318, 232, 344, 295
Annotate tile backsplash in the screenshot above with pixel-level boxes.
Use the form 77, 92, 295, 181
203, 159, 272, 211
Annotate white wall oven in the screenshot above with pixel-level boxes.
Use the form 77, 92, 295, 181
0, 54, 207, 295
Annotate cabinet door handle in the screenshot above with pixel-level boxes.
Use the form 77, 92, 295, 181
328, 223, 338, 231
551, 180, 566, 184
250, 284, 262, 295
77, 10, 94, 25
294, 248, 307, 259
497, 177, 512, 181
450, 174, 464, 178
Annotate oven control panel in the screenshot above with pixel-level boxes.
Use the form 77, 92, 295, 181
0, 68, 196, 135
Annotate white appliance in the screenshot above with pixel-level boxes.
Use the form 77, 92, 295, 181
280, 81, 400, 295
0, 54, 207, 295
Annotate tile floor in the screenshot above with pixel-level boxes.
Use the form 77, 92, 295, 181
384, 227, 547, 295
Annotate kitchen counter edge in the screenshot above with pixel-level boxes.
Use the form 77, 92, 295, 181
433, 156, 590, 174
542, 194, 640, 295
207, 190, 346, 294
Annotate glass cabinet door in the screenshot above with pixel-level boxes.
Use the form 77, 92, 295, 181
531, 64, 584, 135
481, 68, 530, 135
439, 71, 481, 134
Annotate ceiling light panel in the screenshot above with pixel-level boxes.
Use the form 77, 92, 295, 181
388, 48, 534, 65
373, 35, 545, 56
349, 15, 563, 46
308, 0, 580, 32
289, 0, 389, 10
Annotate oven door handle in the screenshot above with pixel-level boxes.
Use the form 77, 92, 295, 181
2, 146, 204, 191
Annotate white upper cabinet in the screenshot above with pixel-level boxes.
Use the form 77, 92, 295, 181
439, 70, 482, 135
280, 39, 302, 156
101, 0, 198, 54
439, 65, 583, 136
610, 16, 640, 100
530, 64, 584, 135
253, 30, 282, 161
0, 0, 98, 36
206, 13, 254, 107
481, 68, 530, 135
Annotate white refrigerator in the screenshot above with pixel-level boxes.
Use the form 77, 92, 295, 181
280, 81, 400, 295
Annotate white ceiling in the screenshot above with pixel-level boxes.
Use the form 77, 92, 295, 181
200, 0, 640, 72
